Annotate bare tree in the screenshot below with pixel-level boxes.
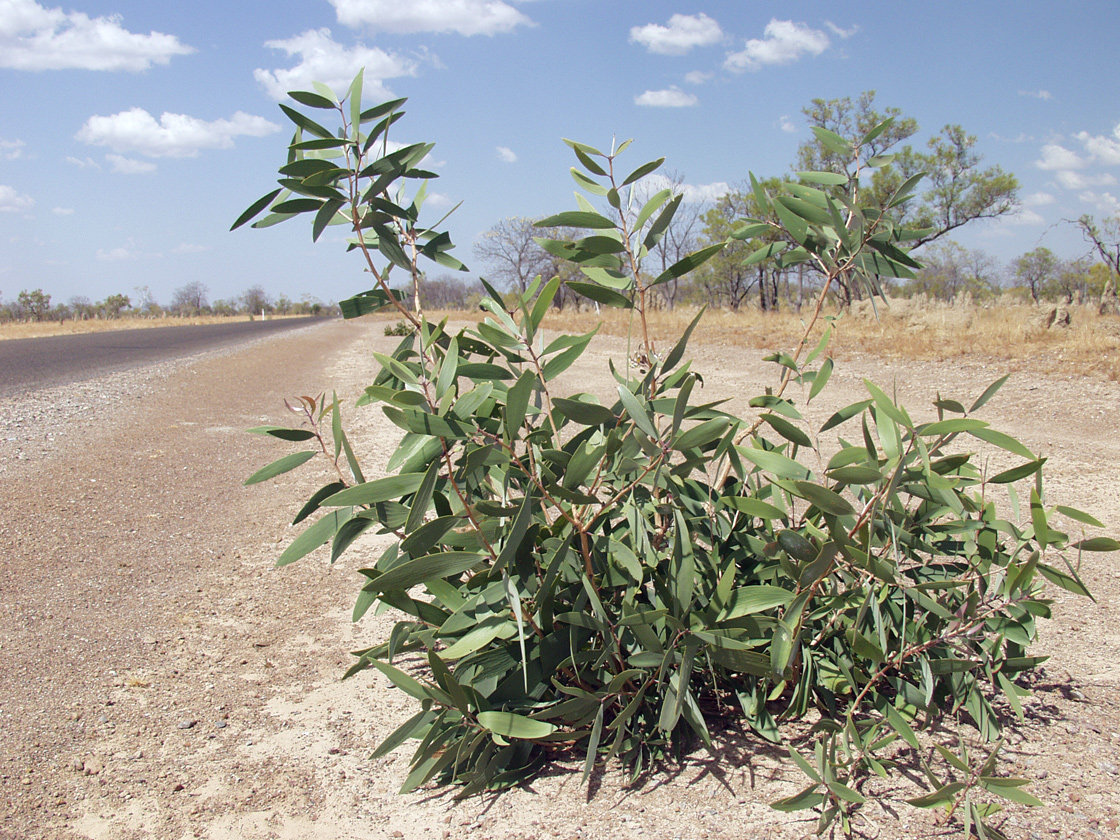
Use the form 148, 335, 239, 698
473, 217, 555, 295
171, 280, 209, 316
1075, 213, 1120, 310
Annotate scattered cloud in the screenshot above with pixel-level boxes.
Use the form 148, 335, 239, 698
1074, 125, 1120, 166
1019, 89, 1052, 101
824, 21, 859, 39
0, 0, 193, 71
635, 87, 697, 108
630, 13, 722, 56
724, 19, 830, 72
1002, 208, 1046, 227
329, 0, 533, 36
639, 174, 729, 204
77, 109, 280, 158
1035, 123, 1120, 203
255, 28, 417, 101
171, 242, 208, 255
779, 115, 797, 134
1, 139, 26, 160
496, 146, 517, 163
1035, 143, 1086, 171
65, 155, 100, 169
96, 245, 138, 261
1055, 170, 1116, 191
1078, 191, 1119, 214
1023, 191, 1055, 207
684, 70, 712, 85
0, 184, 34, 212
52, 206, 73, 215
106, 154, 157, 174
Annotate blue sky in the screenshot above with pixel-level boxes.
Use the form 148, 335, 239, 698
2, 0, 1119, 307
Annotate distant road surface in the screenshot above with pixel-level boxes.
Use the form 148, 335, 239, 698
0, 318, 328, 398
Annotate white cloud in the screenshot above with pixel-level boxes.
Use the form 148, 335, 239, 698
496, 146, 517, 163
1, 138, 25, 160
1035, 143, 1086, 171
0, 183, 34, 212
1055, 169, 1116, 191
96, 246, 137, 261
630, 13, 722, 56
77, 109, 280, 158
65, 155, 99, 169
724, 19, 830, 72
635, 87, 697, 108
1003, 208, 1045, 227
1023, 191, 1055, 207
684, 70, 712, 85
639, 174, 729, 204
0, 0, 193, 71
171, 242, 208, 255
52, 206, 73, 215
824, 21, 859, 39
255, 28, 417, 101
329, 0, 533, 36
1074, 124, 1120, 166
1019, 89, 1052, 101
1078, 191, 1120, 214
779, 115, 797, 134
106, 154, 157, 174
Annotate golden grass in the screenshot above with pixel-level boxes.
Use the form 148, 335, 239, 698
419, 298, 1120, 382
0, 313, 312, 342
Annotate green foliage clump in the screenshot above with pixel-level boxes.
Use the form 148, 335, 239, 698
384, 320, 412, 337
237, 75, 1115, 837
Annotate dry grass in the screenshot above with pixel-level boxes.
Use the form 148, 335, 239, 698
0, 313, 309, 342
415, 297, 1120, 382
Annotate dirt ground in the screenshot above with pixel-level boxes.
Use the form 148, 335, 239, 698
0, 317, 1117, 840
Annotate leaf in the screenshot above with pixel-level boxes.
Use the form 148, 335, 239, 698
979, 777, 1044, 807
288, 89, 336, 109
988, 459, 1046, 484
617, 385, 659, 440
323, 473, 426, 506
969, 427, 1036, 461
244, 451, 316, 485
790, 481, 855, 516
770, 784, 825, 812
811, 126, 854, 159
553, 397, 615, 426
820, 399, 873, 432
476, 711, 558, 740
248, 425, 316, 442
621, 157, 665, 187
277, 509, 353, 567
796, 170, 848, 185
760, 414, 811, 448
535, 211, 615, 230
651, 243, 726, 288
970, 374, 1011, 413
363, 551, 485, 594
808, 357, 833, 403
1056, 505, 1105, 528
1074, 536, 1120, 552
718, 585, 795, 619
719, 496, 787, 520
1037, 562, 1094, 598
566, 281, 633, 309
231, 189, 282, 231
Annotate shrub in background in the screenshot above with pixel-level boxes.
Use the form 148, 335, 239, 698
236, 74, 1114, 837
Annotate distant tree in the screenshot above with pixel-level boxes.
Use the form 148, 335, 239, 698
100, 294, 131, 319
904, 241, 1000, 301
474, 217, 555, 295
241, 285, 271, 315
413, 275, 483, 310
637, 171, 710, 310
17, 289, 51, 321
273, 294, 293, 315
69, 295, 97, 320
1011, 247, 1059, 303
1074, 213, 1120, 308
212, 298, 237, 316
171, 281, 209, 316
795, 91, 1018, 304
133, 285, 162, 317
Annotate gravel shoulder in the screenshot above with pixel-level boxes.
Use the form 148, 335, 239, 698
1, 318, 1117, 840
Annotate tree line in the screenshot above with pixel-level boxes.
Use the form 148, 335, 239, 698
0, 280, 338, 324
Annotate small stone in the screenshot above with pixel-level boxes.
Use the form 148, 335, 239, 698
214, 721, 227, 730
96, 714, 108, 725
1098, 761, 1119, 775
1037, 769, 1049, 779
177, 719, 196, 730
1071, 689, 1087, 702
1069, 791, 1082, 803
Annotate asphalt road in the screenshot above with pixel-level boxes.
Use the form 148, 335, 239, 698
0, 317, 329, 398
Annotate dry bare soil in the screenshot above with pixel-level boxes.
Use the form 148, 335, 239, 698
0, 317, 1117, 840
